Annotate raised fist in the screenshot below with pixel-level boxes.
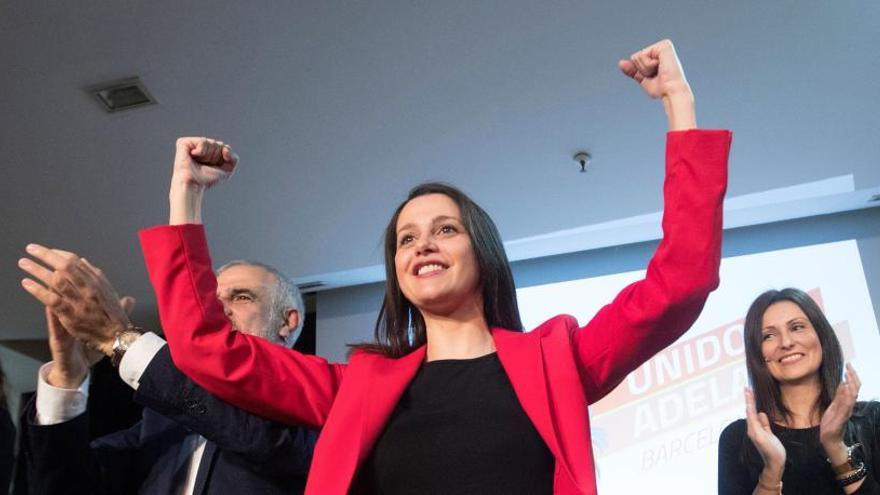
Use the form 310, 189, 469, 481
172, 137, 239, 190
619, 39, 691, 101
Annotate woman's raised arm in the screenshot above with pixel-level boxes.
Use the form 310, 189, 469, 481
141, 138, 344, 428
572, 40, 731, 401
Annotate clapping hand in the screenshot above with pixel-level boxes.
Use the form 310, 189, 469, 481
19, 246, 133, 357
43, 297, 135, 389
744, 388, 786, 474
820, 364, 861, 461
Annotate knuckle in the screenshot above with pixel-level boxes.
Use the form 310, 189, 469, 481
59, 257, 79, 271
50, 271, 67, 286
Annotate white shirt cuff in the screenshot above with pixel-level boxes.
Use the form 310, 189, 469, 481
118, 332, 167, 390
35, 362, 89, 425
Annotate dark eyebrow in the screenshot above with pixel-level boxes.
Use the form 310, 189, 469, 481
433, 215, 461, 225
763, 317, 808, 331
396, 215, 462, 235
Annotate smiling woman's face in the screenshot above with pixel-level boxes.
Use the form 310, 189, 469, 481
760, 300, 823, 386
393, 193, 481, 317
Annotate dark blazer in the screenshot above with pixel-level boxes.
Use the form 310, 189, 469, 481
0, 407, 14, 495
21, 346, 316, 494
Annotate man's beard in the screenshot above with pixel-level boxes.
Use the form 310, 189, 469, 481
231, 314, 285, 345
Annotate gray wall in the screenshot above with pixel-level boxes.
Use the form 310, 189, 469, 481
316, 207, 880, 362
316, 283, 386, 363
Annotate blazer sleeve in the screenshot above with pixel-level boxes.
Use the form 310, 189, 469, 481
0, 408, 15, 495
571, 129, 731, 402
134, 345, 316, 474
139, 224, 345, 429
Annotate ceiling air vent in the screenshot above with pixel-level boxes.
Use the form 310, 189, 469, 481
89, 77, 156, 112
296, 281, 327, 292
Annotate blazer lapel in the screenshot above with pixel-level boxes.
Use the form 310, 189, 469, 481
495, 325, 599, 493
492, 329, 562, 465
306, 348, 425, 494
359, 345, 427, 461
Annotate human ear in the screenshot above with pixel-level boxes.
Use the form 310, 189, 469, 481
278, 309, 300, 341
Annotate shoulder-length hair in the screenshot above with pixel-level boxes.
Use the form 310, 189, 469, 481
353, 182, 523, 358
743, 288, 844, 423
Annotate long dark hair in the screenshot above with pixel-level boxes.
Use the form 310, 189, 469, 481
354, 182, 523, 358
743, 288, 844, 424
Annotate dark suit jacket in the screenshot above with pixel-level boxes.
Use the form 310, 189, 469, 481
21, 346, 316, 494
0, 407, 14, 495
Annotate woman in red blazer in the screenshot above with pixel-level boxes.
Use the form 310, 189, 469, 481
26, 40, 731, 494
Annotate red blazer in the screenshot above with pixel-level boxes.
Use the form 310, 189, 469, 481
140, 129, 731, 494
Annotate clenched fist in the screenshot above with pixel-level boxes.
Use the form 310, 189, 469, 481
168, 137, 239, 225
171, 137, 238, 190
619, 39, 696, 131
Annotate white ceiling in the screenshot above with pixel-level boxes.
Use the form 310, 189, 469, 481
2, 1, 879, 341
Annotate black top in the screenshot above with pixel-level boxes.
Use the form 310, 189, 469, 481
362, 352, 554, 495
718, 401, 880, 494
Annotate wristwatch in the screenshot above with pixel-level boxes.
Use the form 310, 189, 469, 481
110, 326, 144, 367
830, 443, 863, 475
